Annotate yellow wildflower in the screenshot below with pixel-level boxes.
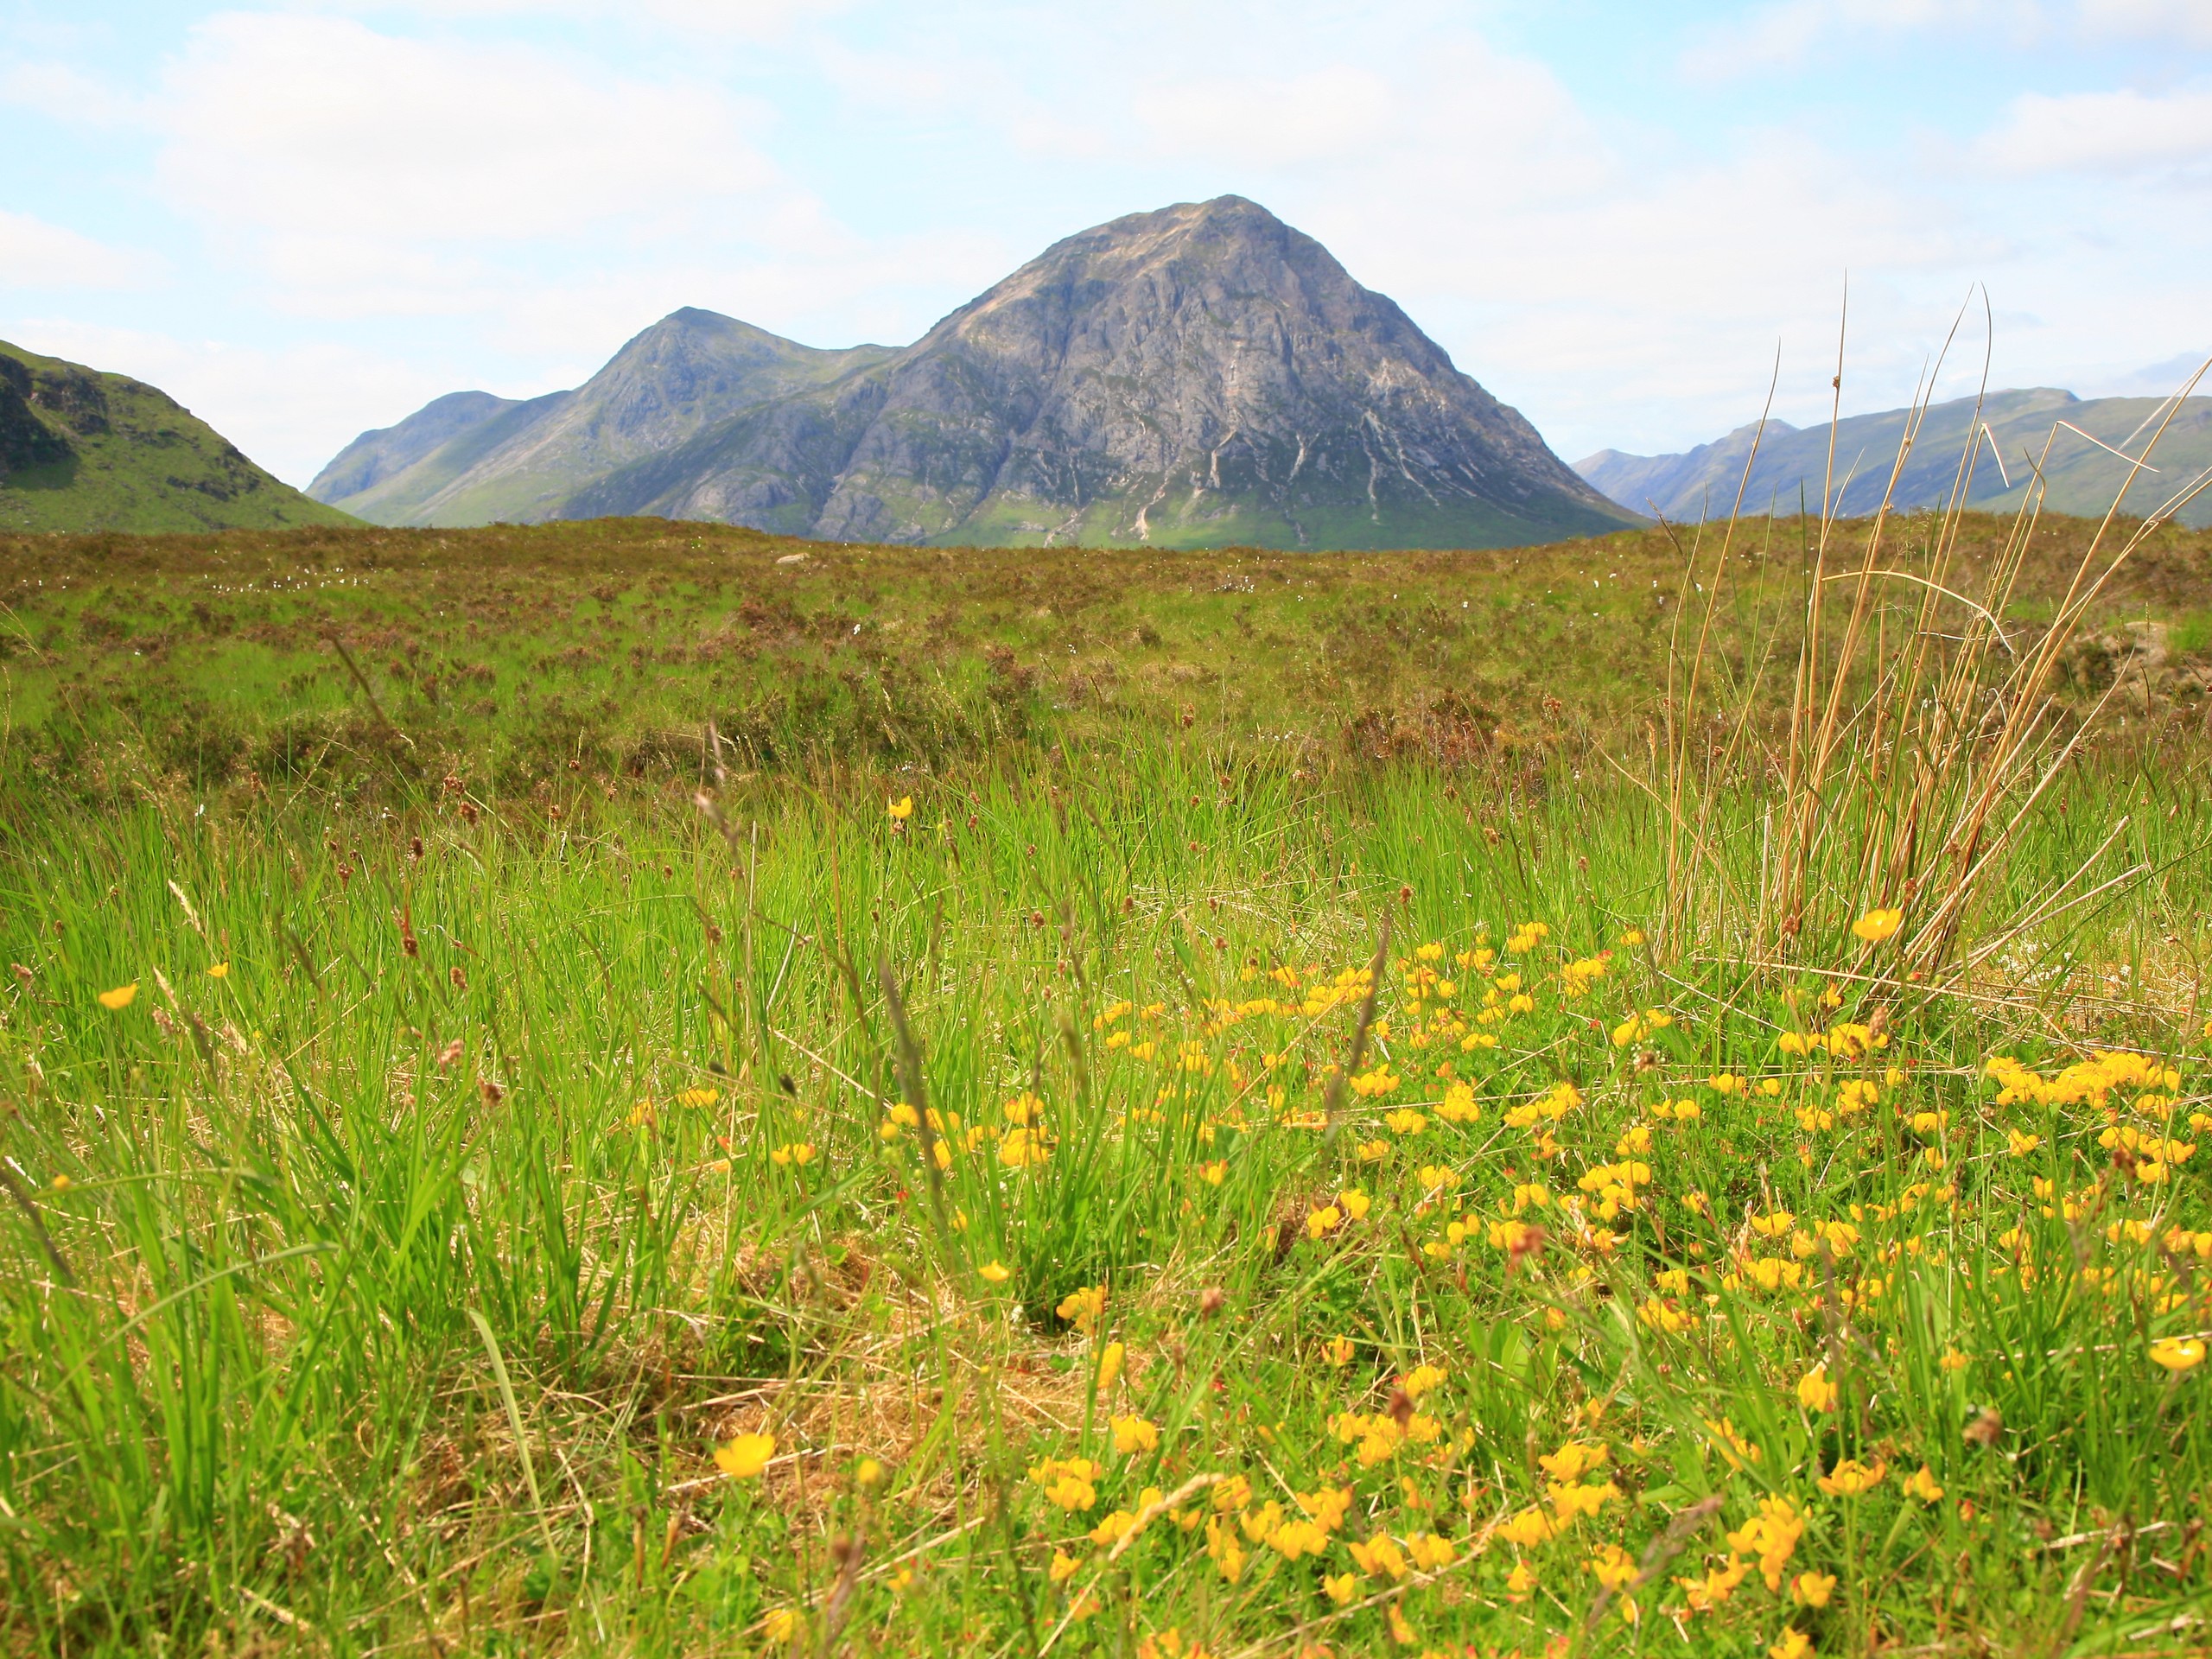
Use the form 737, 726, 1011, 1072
1726, 1495, 1805, 1591
1586, 1542, 1637, 1590
2152, 1336, 2207, 1372
1057, 1284, 1107, 1332
1349, 1535, 1408, 1580
1816, 1459, 1885, 1497
1297, 1485, 1354, 1534
715, 1432, 776, 1479
1796, 1364, 1839, 1413
1110, 1414, 1158, 1455
1852, 907, 1904, 944
1408, 1531, 1455, 1571
98, 983, 137, 1011
1537, 1440, 1606, 1480
1205, 1518, 1247, 1583
1030, 1456, 1101, 1512
1089, 1509, 1141, 1548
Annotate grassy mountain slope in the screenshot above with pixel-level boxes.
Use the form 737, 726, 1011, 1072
307, 390, 531, 506
1580, 387, 2212, 526
0, 340, 354, 535
311, 312, 895, 528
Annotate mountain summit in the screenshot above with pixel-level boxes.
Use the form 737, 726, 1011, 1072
313, 197, 1634, 550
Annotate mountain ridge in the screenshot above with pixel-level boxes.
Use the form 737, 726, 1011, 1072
312, 197, 1635, 551
1577, 387, 2212, 527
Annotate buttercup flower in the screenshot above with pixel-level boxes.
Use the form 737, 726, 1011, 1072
715, 1432, 776, 1479
2152, 1337, 2206, 1373
1853, 907, 1904, 944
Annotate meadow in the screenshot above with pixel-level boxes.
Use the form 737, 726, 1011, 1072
4, 504, 2212, 1657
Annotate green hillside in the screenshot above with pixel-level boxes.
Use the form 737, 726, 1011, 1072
0, 340, 356, 535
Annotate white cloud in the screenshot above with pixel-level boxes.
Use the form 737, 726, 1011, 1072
1681, 0, 2046, 80
1976, 80, 2212, 171
0, 209, 153, 289
1132, 69, 1401, 169
2075, 0, 2212, 44
145, 11, 821, 319
0, 58, 141, 125
328, 0, 852, 40
158, 13, 779, 241
2, 318, 473, 484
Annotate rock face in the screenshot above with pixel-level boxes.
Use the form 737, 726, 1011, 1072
315, 198, 1635, 550
1578, 387, 2212, 527
1, 340, 353, 534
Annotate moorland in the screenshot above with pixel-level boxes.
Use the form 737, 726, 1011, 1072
3, 508, 2212, 1656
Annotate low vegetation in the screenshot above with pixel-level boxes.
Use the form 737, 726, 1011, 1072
3, 505, 2212, 1656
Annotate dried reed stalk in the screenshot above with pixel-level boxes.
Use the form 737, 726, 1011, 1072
1660, 304, 2212, 985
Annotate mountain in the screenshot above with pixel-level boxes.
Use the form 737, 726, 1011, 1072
312, 198, 1636, 550
0, 340, 354, 535
1578, 386, 2212, 528
308, 390, 528, 506
310, 311, 897, 526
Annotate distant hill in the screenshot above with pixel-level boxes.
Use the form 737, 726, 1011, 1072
0, 340, 354, 534
1578, 386, 2212, 528
311, 314, 895, 528
311, 198, 1637, 551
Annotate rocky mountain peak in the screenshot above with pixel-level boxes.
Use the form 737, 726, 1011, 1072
314, 199, 1635, 550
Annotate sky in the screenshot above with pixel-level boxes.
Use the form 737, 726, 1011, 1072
3, 1, 2209, 488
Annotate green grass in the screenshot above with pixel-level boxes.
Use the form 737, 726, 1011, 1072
5, 512, 2209, 810
0, 340, 356, 537
3, 516, 2212, 1656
